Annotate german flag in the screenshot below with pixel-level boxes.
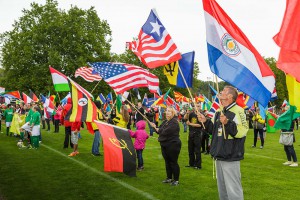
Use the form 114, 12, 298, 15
65, 78, 97, 122
29, 90, 39, 102
94, 121, 136, 177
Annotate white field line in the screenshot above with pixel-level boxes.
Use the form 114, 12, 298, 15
41, 144, 159, 200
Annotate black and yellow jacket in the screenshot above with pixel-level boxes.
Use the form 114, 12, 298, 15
210, 102, 249, 161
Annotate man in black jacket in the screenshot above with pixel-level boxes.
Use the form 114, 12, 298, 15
198, 86, 248, 200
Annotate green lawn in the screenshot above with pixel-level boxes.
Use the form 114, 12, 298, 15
0, 122, 299, 200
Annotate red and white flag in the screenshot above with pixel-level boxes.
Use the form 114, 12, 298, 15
22, 93, 33, 104
75, 67, 102, 82
128, 9, 181, 68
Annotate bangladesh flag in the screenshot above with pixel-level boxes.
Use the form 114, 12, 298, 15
266, 112, 278, 133
95, 121, 136, 177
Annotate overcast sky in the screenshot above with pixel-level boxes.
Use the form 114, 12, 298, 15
0, 0, 286, 81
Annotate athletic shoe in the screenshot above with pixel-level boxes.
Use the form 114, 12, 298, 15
170, 181, 179, 186
260, 146, 264, 149
290, 163, 298, 167
194, 167, 202, 170
283, 161, 293, 166
68, 152, 77, 157
251, 145, 256, 148
162, 178, 173, 183
75, 151, 80, 155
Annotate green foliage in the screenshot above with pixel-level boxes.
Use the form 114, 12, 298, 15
265, 57, 287, 107
0, 0, 112, 95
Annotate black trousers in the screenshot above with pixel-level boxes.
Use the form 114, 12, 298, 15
253, 128, 264, 147
201, 132, 209, 153
188, 133, 202, 167
64, 126, 73, 148
54, 119, 60, 132
45, 119, 50, 131
160, 140, 181, 181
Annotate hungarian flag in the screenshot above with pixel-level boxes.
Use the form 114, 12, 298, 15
49, 66, 70, 92
22, 93, 33, 104
94, 121, 136, 177
29, 90, 39, 102
65, 78, 97, 122
266, 112, 278, 133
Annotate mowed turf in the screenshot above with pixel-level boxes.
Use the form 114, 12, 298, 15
0, 122, 299, 200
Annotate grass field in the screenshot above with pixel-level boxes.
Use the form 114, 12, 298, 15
0, 122, 299, 200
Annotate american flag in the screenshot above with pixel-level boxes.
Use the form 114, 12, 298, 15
89, 62, 159, 94
75, 67, 102, 82
207, 96, 220, 119
128, 9, 181, 69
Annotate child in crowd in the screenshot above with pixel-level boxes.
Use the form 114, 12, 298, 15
30, 106, 41, 149
129, 120, 149, 171
68, 121, 82, 157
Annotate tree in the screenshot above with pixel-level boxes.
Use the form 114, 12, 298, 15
0, 0, 112, 95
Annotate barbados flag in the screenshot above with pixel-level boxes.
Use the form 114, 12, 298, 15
163, 51, 194, 88
202, 0, 275, 107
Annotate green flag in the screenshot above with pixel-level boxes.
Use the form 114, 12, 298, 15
116, 95, 122, 114
266, 112, 278, 133
274, 105, 300, 130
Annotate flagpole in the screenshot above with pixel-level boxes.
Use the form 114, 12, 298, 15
90, 80, 101, 94
121, 94, 152, 125
214, 75, 226, 139
178, 66, 205, 129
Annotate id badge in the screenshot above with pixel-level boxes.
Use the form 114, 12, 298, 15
217, 127, 223, 137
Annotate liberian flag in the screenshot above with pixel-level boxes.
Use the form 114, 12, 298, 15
202, 0, 275, 107
22, 93, 33, 104
49, 66, 70, 92
94, 120, 136, 177
128, 9, 182, 68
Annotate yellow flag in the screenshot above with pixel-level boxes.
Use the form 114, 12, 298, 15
286, 74, 300, 112
163, 62, 179, 85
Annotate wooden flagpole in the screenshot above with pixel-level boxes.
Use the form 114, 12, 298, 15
214, 75, 226, 139
178, 66, 205, 129
90, 80, 101, 94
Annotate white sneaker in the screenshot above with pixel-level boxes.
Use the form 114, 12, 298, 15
283, 161, 293, 166
290, 163, 298, 167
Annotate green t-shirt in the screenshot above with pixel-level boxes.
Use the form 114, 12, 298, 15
4, 108, 14, 122
30, 111, 41, 126
25, 109, 34, 123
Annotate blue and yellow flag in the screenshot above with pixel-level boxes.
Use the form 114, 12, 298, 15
164, 51, 194, 88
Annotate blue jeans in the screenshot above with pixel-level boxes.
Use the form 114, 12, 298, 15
92, 130, 101, 155
284, 145, 298, 162
136, 149, 144, 168
182, 122, 187, 132
148, 122, 154, 136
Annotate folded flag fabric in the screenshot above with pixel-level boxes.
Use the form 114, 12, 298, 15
164, 51, 195, 88
22, 93, 33, 104
75, 67, 102, 82
128, 9, 181, 68
89, 62, 159, 94
94, 121, 136, 177
202, 0, 276, 107
49, 66, 70, 92
65, 78, 97, 122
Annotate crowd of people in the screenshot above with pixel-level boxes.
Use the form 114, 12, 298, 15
1, 85, 298, 198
